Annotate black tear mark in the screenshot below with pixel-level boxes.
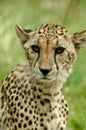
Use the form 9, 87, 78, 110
34, 51, 40, 68
54, 53, 59, 71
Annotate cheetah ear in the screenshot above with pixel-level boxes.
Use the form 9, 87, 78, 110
15, 25, 32, 44
72, 30, 86, 53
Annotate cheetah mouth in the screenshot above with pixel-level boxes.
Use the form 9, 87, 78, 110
32, 73, 56, 82
41, 77, 51, 80
40, 75, 56, 82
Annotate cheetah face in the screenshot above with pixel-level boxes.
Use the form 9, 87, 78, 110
16, 24, 86, 83
26, 37, 76, 83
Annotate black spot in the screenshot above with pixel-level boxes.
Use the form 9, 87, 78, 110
23, 123, 27, 128
18, 87, 21, 90
16, 112, 19, 117
65, 103, 68, 107
11, 80, 14, 83
14, 80, 17, 85
53, 106, 57, 110
7, 83, 10, 88
11, 95, 14, 100
60, 127, 64, 130
35, 100, 37, 104
36, 117, 39, 120
24, 90, 27, 94
44, 126, 48, 130
33, 115, 35, 119
28, 120, 32, 125
6, 123, 9, 127
18, 123, 22, 128
29, 101, 31, 105
15, 118, 18, 122
40, 123, 44, 127
24, 107, 28, 112
63, 120, 66, 124
63, 113, 65, 117
1, 104, 4, 109
38, 31, 41, 34
20, 105, 23, 109
38, 88, 42, 93
44, 113, 47, 116
5, 77, 10, 81
14, 125, 17, 130
37, 95, 40, 99
66, 110, 68, 115
34, 121, 36, 124
31, 105, 34, 108
54, 92, 59, 96
10, 102, 14, 107
40, 100, 45, 106
24, 99, 27, 104
12, 118, 14, 123
35, 105, 37, 109
25, 116, 29, 120
40, 113, 43, 116
15, 96, 18, 101
10, 111, 13, 116
61, 99, 64, 103
19, 92, 22, 96
13, 90, 16, 94
22, 95, 24, 99
30, 98, 33, 101
22, 40, 27, 44
44, 98, 50, 103
51, 115, 54, 119
55, 25, 58, 28
40, 118, 43, 122
1, 96, 4, 100
59, 114, 61, 117
29, 110, 32, 114
20, 113, 24, 118
33, 87, 37, 91
18, 102, 21, 106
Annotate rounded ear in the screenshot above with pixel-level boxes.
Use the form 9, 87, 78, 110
72, 30, 86, 53
15, 25, 32, 44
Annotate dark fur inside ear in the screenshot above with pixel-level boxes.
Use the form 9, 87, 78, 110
16, 25, 31, 44
24, 29, 32, 33
72, 30, 86, 53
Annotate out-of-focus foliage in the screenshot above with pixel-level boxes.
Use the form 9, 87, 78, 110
0, 0, 86, 130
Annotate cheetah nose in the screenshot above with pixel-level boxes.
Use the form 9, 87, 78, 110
39, 68, 52, 75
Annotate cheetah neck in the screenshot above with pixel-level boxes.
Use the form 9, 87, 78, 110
30, 78, 63, 96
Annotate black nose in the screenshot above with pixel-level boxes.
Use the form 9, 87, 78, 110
39, 68, 52, 76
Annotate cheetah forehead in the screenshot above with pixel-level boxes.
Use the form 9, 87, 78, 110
35, 24, 69, 40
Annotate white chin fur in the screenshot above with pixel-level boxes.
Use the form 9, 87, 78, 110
31, 68, 72, 85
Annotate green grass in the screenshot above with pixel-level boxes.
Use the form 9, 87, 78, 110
0, 0, 86, 129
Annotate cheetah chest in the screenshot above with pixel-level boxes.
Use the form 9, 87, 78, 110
6, 85, 68, 130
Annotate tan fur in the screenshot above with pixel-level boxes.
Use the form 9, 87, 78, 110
0, 24, 86, 130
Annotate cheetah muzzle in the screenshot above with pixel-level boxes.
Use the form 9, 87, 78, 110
0, 23, 86, 130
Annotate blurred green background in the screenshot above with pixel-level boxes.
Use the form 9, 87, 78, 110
0, 0, 86, 129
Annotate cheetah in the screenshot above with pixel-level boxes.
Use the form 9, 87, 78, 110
0, 24, 86, 130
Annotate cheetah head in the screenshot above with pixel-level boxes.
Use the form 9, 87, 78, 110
16, 24, 86, 84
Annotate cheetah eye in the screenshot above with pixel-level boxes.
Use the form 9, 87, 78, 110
55, 46, 65, 55
31, 45, 40, 53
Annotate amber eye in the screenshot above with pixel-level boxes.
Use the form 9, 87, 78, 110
31, 45, 40, 53
55, 46, 65, 55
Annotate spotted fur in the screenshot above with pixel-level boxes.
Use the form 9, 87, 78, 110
0, 24, 86, 130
